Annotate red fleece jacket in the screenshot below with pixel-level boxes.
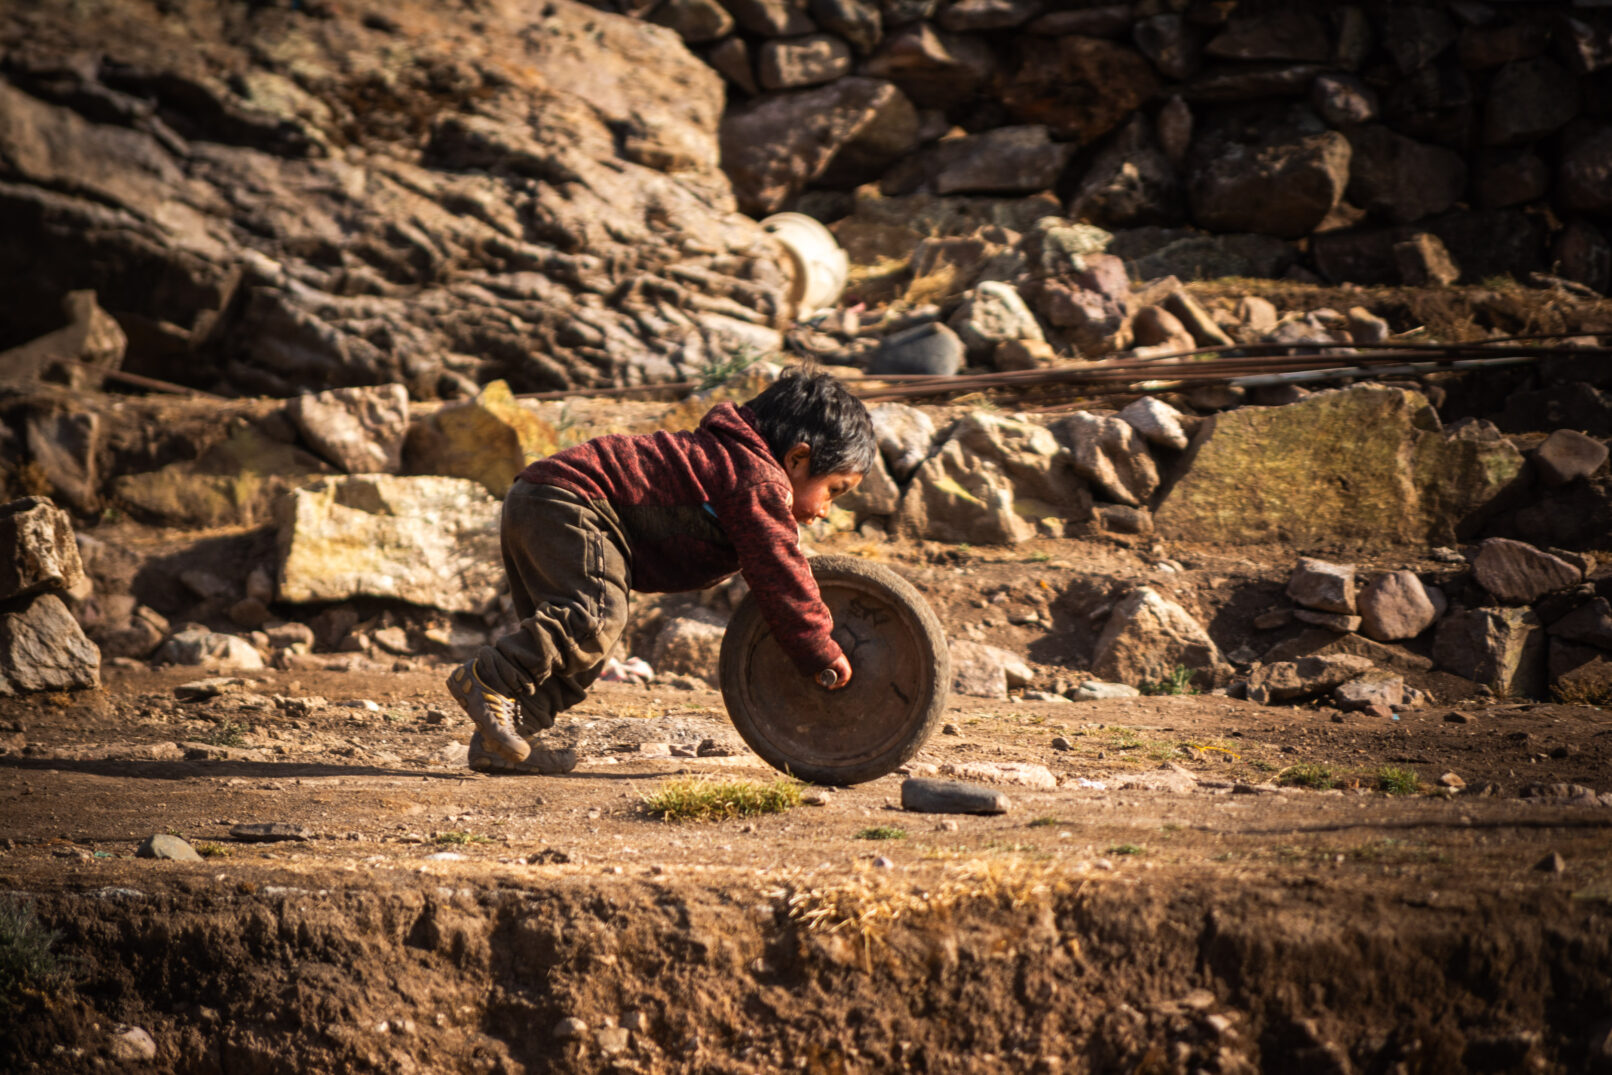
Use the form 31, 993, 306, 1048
517, 403, 841, 675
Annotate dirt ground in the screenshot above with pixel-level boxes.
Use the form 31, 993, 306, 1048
3, 532, 1612, 1074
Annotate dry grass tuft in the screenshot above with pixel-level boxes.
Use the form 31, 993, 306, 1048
641, 775, 802, 822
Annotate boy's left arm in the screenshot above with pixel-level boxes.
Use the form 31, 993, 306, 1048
716, 483, 843, 677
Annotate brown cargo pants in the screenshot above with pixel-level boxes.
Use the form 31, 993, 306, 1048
474, 480, 633, 731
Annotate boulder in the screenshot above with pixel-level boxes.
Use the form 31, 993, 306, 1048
650, 0, 735, 41
1130, 306, 1194, 351
867, 322, 965, 376
1345, 126, 1467, 225
0, 497, 85, 602
1155, 386, 1526, 546
1286, 557, 1356, 615
863, 23, 995, 110
1245, 654, 1375, 705
650, 607, 728, 687
725, 0, 816, 36
1550, 640, 1612, 702
869, 402, 936, 481
838, 452, 901, 516
1091, 586, 1225, 687
276, 475, 503, 614
1560, 127, 1612, 217
0, 593, 101, 696
1358, 571, 1439, 642
1264, 628, 1434, 674
137, 833, 204, 862
1346, 307, 1391, 345
403, 380, 558, 498
810, 0, 882, 54
1189, 130, 1350, 240
1433, 606, 1545, 698
722, 77, 915, 215
1535, 429, 1609, 486
1022, 253, 1133, 355
705, 38, 760, 95
1474, 150, 1550, 211
1394, 233, 1461, 288
113, 423, 333, 528
947, 281, 1044, 359
1472, 538, 1583, 604
1332, 673, 1406, 712
1548, 597, 1612, 651
1067, 115, 1185, 228
1050, 412, 1159, 507
289, 385, 410, 475
0, 290, 127, 392
757, 34, 853, 90
1117, 396, 1191, 452
938, 0, 1037, 31
1458, 21, 1550, 69
1204, 12, 1331, 63
1483, 58, 1579, 147
931, 126, 1074, 196
949, 639, 1018, 698
997, 35, 1158, 144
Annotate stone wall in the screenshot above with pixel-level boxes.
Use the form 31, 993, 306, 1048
617, 0, 1612, 293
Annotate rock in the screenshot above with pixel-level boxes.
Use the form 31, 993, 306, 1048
1245, 654, 1375, 705
1235, 295, 1279, 334
1535, 851, 1566, 874
137, 833, 203, 862
93, 605, 170, 661
1134, 14, 1200, 80
650, 608, 727, 687
1189, 131, 1351, 240
0, 497, 85, 602
0, 290, 127, 392
1346, 307, 1391, 345
1560, 127, 1612, 217
810, 0, 881, 54
109, 1026, 157, 1064
801, 787, 833, 806
1437, 771, 1465, 789
1535, 430, 1608, 487
553, 1016, 589, 1040
229, 822, 313, 843
597, 1026, 631, 1055
173, 677, 247, 702
997, 35, 1158, 144
937, 761, 1056, 789
1067, 680, 1141, 701
901, 777, 1010, 814
25, 410, 100, 515
930, 126, 1074, 196
863, 23, 995, 110
1473, 538, 1583, 604
1155, 386, 1525, 547
1432, 606, 1545, 698
1311, 73, 1377, 126
1549, 598, 1612, 650
1158, 289, 1232, 349
0, 594, 101, 696
949, 639, 1019, 699
1091, 586, 1225, 687
948, 281, 1044, 359
726, 0, 815, 36
1022, 254, 1133, 355
757, 35, 853, 90
1293, 610, 1362, 633
1345, 126, 1466, 225
993, 338, 1056, 371
939, 0, 1037, 31
1050, 412, 1158, 507
1484, 58, 1579, 146
1332, 673, 1406, 712
1117, 397, 1191, 452
867, 321, 965, 376
1067, 114, 1185, 229
403, 381, 557, 498
650, 0, 735, 42
156, 627, 266, 671
276, 474, 502, 615
1474, 149, 1550, 210
289, 385, 410, 475
723, 77, 915, 216
1554, 220, 1611, 296
1204, 12, 1331, 63
1381, 6, 1456, 73
704, 37, 759, 95
1358, 571, 1439, 642
869, 403, 935, 481
1394, 233, 1461, 287
1287, 557, 1356, 615
1131, 306, 1193, 351
837, 452, 901, 517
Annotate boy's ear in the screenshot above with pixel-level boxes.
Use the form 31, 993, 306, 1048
783, 443, 812, 474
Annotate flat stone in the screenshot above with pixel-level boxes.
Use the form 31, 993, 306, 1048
901, 777, 1011, 814
1332, 673, 1405, 712
1246, 654, 1375, 705
137, 833, 203, 862
1472, 538, 1583, 604
868, 321, 964, 377
173, 677, 248, 702
229, 822, 313, 843
757, 34, 853, 90
1293, 609, 1363, 633
1535, 429, 1608, 487
1068, 680, 1142, 701
1287, 557, 1356, 614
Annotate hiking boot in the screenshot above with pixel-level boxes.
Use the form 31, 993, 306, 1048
446, 661, 529, 762
467, 731, 578, 775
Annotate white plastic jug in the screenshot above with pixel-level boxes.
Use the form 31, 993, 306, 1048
760, 212, 849, 320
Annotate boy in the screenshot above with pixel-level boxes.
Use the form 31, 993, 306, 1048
447, 367, 876, 773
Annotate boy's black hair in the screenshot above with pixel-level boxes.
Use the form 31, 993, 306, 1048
745, 366, 877, 477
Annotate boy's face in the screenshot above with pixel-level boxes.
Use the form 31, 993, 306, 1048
783, 444, 863, 526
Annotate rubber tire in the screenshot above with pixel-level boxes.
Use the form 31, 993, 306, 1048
719, 554, 950, 786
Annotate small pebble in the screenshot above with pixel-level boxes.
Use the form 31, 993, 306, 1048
554, 1016, 588, 1040
939, 820, 958, 832
1535, 851, 1566, 874
1437, 772, 1465, 789
801, 788, 833, 806
1444, 710, 1474, 724
873, 855, 894, 869
942, 723, 960, 735
1050, 736, 1072, 751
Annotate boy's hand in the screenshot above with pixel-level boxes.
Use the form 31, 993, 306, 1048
817, 654, 853, 690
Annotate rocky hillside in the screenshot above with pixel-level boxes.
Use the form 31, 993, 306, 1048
0, 0, 797, 397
